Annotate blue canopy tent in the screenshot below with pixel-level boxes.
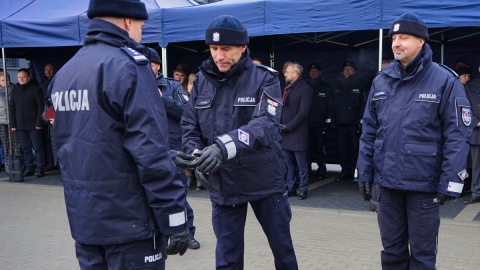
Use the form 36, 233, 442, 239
1, 0, 480, 78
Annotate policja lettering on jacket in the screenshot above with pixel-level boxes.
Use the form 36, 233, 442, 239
51, 89, 90, 111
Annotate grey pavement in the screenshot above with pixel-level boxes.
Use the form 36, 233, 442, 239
1, 166, 479, 270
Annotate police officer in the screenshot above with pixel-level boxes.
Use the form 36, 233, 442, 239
306, 63, 333, 180
47, 1, 189, 268
146, 47, 201, 250
175, 15, 298, 269
333, 61, 367, 181
355, 13, 472, 269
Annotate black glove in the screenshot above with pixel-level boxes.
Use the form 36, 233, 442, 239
437, 193, 455, 206
166, 228, 189, 256
193, 144, 223, 174
174, 151, 197, 169
194, 168, 212, 190
279, 124, 290, 134
358, 182, 371, 201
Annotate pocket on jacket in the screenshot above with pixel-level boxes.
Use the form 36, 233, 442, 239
402, 143, 439, 181
236, 151, 277, 195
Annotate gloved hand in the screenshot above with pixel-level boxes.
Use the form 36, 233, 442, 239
174, 151, 197, 169
193, 144, 223, 174
194, 168, 212, 190
437, 193, 455, 205
358, 182, 371, 201
166, 228, 189, 256
279, 124, 290, 134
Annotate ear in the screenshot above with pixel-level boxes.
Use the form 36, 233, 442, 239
123, 18, 132, 31
418, 38, 425, 48
240, 45, 247, 53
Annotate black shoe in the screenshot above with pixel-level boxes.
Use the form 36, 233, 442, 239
317, 174, 325, 180
298, 190, 308, 200
23, 170, 34, 177
44, 166, 58, 172
463, 197, 480, 204
287, 190, 297, 197
35, 171, 45, 178
336, 173, 352, 182
187, 237, 200, 249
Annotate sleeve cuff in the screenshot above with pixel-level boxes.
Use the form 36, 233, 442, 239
216, 134, 237, 160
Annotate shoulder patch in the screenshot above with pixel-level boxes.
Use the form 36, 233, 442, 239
121, 47, 148, 65
439, 64, 458, 78
256, 64, 278, 75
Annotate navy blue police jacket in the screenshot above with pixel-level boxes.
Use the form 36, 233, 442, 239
333, 74, 367, 125
181, 49, 287, 205
307, 78, 333, 128
47, 19, 187, 245
355, 43, 472, 197
157, 73, 188, 151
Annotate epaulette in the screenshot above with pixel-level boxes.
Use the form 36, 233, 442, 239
439, 64, 458, 78
121, 47, 148, 65
257, 64, 278, 75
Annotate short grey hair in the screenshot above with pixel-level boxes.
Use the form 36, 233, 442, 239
288, 62, 303, 75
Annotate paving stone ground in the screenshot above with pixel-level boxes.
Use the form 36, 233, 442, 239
0, 166, 479, 270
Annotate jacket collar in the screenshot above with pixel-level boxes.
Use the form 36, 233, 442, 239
84, 18, 145, 53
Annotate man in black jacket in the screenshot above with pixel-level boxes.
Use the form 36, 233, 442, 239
10, 69, 45, 177
306, 63, 332, 180
465, 63, 480, 204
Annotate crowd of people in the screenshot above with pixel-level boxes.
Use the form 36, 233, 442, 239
0, 63, 59, 179
1, 1, 479, 269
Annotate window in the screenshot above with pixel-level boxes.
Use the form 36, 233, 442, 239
0, 58, 18, 68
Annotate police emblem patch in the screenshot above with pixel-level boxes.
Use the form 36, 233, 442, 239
393, 23, 400, 32
213, 32, 220, 42
462, 107, 471, 126
458, 169, 469, 181
238, 129, 249, 146
266, 98, 278, 116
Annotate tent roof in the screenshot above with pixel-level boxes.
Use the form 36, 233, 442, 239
1, 0, 480, 49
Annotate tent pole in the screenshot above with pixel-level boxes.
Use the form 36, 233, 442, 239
378, 29, 383, 71
1, 48, 13, 161
440, 32, 445, 65
162, 47, 167, 77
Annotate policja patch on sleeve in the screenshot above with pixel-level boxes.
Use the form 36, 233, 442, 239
462, 107, 471, 126
266, 98, 278, 116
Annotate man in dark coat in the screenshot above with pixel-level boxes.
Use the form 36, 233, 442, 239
280, 62, 314, 200
465, 63, 480, 204
306, 63, 333, 180
10, 69, 45, 178
333, 61, 367, 181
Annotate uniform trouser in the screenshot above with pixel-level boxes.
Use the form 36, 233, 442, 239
18, 129, 45, 172
42, 122, 55, 167
212, 193, 298, 270
377, 187, 440, 270
75, 235, 166, 270
177, 168, 196, 238
336, 124, 359, 175
307, 127, 326, 175
470, 145, 480, 200
283, 149, 309, 191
